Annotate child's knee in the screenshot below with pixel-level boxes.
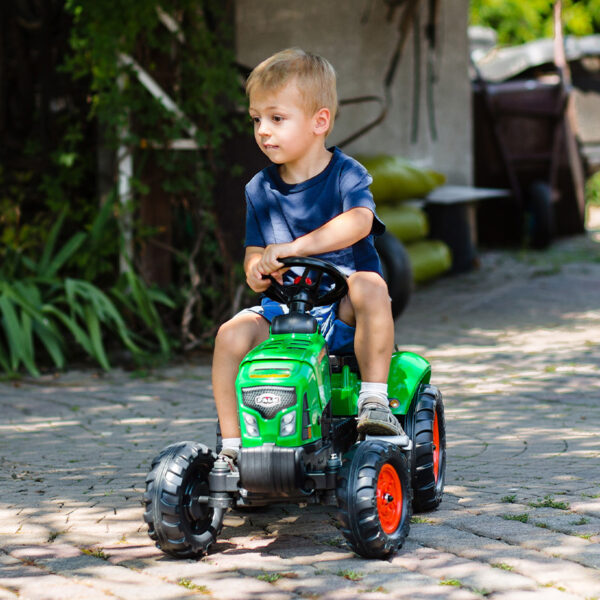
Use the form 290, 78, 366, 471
348, 272, 389, 308
215, 314, 267, 357
215, 319, 248, 355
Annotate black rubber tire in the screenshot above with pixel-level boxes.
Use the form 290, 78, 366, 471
143, 441, 225, 558
336, 440, 412, 559
405, 384, 446, 513
374, 232, 413, 320
526, 180, 554, 250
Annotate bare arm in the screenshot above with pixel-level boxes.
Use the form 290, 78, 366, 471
244, 246, 270, 292
257, 207, 373, 275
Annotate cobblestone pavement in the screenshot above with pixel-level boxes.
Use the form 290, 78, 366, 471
1, 218, 600, 599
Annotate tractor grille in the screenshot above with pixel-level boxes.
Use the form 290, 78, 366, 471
241, 386, 297, 419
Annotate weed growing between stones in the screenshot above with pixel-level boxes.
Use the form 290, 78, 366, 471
502, 513, 530, 523
178, 579, 210, 594
572, 516, 590, 525
81, 547, 110, 560
528, 495, 570, 510
411, 516, 434, 524
440, 579, 462, 587
337, 570, 363, 581
257, 572, 298, 583
492, 563, 514, 571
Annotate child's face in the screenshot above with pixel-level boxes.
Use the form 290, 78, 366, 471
249, 81, 321, 166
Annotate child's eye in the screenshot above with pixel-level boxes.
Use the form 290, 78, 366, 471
272, 115, 283, 123
250, 116, 260, 125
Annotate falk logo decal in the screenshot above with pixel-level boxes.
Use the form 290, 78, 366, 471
255, 393, 281, 408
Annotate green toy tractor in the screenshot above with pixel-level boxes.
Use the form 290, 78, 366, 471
143, 256, 446, 560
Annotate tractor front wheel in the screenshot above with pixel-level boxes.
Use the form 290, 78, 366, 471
336, 440, 412, 559
143, 441, 225, 558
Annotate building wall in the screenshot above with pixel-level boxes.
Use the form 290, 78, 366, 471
236, 0, 472, 184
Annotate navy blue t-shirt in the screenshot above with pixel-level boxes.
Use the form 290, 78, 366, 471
244, 147, 385, 277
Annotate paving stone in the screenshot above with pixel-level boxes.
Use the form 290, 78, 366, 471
2, 223, 600, 598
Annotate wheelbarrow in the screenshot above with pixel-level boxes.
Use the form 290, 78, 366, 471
471, 6, 586, 249
472, 68, 585, 248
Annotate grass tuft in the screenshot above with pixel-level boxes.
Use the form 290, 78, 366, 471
492, 563, 514, 571
503, 513, 529, 523
528, 495, 570, 510
178, 579, 210, 594
337, 569, 363, 581
440, 579, 462, 587
81, 547, 110, 560
257, 573, 282, 583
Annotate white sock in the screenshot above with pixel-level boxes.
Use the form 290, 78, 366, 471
221, 437, 241, 452
358, 382, 388, 410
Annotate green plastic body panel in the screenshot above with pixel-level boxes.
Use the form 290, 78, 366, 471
236, 330, 432, 446
387, 351, 431, 415
236, 333, 330, 447
329, 350, 431, 416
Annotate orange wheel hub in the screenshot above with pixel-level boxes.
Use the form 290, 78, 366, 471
433, 410, 440, 482
376, 464, 403, 534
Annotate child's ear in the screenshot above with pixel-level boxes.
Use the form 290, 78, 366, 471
313, 108, 331, 135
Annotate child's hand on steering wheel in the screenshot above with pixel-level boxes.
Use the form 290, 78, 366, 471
257, 243, 295, 284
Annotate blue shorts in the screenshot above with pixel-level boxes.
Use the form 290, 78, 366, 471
242, 297, 355, 355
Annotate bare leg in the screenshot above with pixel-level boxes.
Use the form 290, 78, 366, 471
337, 271, 394, 383
212, 312, 270, 438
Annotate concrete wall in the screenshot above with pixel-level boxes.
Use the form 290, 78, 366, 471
236, 0, 472, 184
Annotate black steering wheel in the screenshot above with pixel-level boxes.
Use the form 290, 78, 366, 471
263, 256, 348, 309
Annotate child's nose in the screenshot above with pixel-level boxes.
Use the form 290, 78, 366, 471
257, 122, 270, 136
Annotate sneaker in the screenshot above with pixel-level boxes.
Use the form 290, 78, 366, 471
357, 400, 405, 437
217, 447, 239, 472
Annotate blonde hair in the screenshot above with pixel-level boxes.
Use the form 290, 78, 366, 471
246, 48, 338, 135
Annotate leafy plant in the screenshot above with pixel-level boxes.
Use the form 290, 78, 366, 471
0, 204, 173, 376
63, 1, 245, 346
2, 1, 245, 373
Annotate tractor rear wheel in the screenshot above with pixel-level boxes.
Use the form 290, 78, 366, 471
405, 384, 446, 512
336, 440, 411, 558
375, 232, 412, 319
143, 441, 225, 558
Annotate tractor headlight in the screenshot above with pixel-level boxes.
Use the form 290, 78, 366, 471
242, 412, 260, 437
279, 411, 297, 437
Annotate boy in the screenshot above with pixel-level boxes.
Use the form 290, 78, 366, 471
213, 48, 404, 464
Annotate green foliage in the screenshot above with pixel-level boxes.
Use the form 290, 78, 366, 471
528, 495, 570, 510
1, 1, 245, 375
586, 172, 600, 205
62, 0, 245, 345
337, 570, 364, 581
470, 0, 600, 46
502, 513, 530, 522
0, 203, 173, 376
257, 573, 283, 583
